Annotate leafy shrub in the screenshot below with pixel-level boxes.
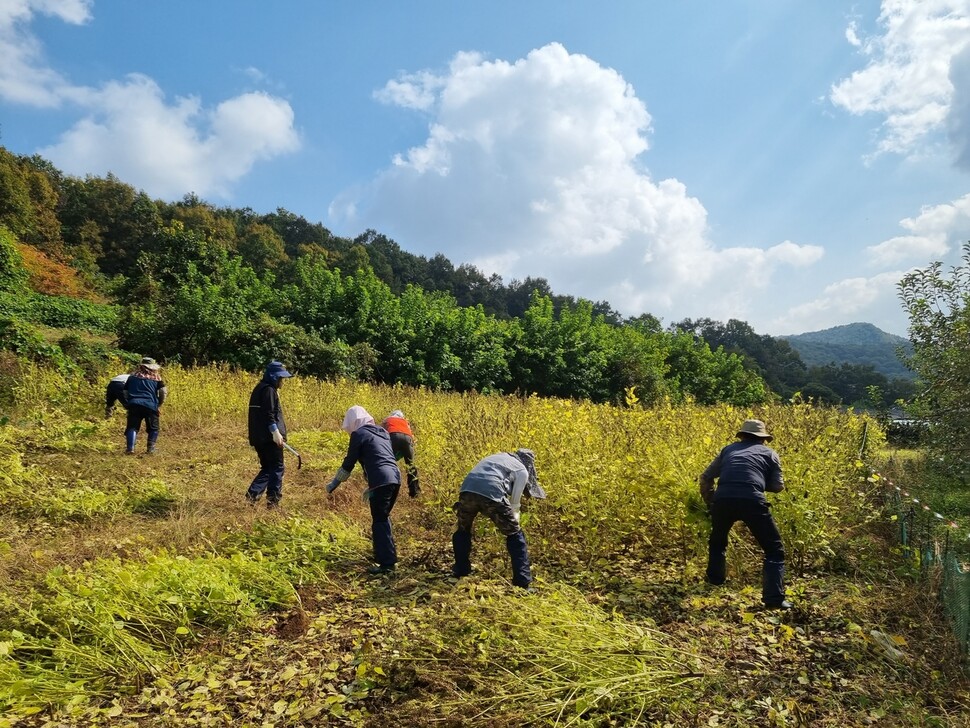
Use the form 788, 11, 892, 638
0, 226, 28, 294
0, 317, 70, 371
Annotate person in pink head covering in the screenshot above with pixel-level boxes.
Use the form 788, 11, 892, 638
327, 406, 402, 574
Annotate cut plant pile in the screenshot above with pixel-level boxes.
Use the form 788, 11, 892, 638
0, 364, 967, 727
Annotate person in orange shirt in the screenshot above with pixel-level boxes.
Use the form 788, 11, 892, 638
381, 409, 420, 498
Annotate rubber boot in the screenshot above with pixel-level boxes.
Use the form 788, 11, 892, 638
762, 559, 786, 606
125, 428, 137, 454
505, 531, 532, 588
452, 530, 472, 577
147, 432, 158, 454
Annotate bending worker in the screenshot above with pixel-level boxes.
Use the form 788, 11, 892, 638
700, 419, 791, 610
327, 406, 402, 575
382, 409, 420, 498
451, 449, 545, 589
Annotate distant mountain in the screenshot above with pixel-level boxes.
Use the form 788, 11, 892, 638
780, 323, 914, 380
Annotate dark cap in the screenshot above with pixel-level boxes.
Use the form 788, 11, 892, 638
264, 360, 292, 380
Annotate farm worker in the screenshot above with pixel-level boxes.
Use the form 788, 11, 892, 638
451, 449, 546, 589
246, 360, 292, 508
104, 372, 130, 418
381, 409, 420, 497
699, 419, 791, 610
122, 357, 167, 455
327, 405, 402, 574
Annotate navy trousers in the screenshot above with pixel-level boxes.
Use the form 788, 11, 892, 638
247, 443, 285, 505
369, 483, 401, 567
707, 497, 786, 605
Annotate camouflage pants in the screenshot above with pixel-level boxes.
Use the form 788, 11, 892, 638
453, 491, 520, 536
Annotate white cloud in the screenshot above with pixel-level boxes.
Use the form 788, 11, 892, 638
333, 43, 822, 324
0, 0, 91, 106
845, 21, 863, 48
771, 271, 906, 334
374, 66, 451, 111
948, 45, 970, 169
830, 0, 970, 157
3, 1, 299, 199
866, 193, 970, 265
39, 76, 299, 200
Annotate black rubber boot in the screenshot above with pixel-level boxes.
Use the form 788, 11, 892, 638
762, 559, 787, 607
452, 530, 472, 577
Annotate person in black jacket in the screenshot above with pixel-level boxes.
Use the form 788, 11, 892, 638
326, 405, 402, 574
246, 360, 292, 508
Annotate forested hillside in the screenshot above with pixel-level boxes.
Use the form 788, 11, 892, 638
782, 323, 914, 380
0, 145, 910, 408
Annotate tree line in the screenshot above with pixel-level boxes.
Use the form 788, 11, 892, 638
0, 145, 912, 408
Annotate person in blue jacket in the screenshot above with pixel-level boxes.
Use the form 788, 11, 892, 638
699, 419, 791, 610
326, 405, 402, 574
122, 357, 168, 454
246, 360, 292, 508
451, 449, 546, 589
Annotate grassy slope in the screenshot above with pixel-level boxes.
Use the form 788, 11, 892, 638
0, 370, 968, 727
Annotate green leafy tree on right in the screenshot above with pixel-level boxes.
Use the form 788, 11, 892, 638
898, 241, 970, 476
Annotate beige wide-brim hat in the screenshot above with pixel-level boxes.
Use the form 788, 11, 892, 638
736, 419, 772, 441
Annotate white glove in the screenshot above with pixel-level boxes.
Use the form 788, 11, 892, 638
271, 429, 284, 447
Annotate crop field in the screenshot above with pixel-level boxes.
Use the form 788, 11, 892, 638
0, 362, 968, 726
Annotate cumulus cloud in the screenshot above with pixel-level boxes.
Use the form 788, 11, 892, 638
830, 0, 970, 157
0, 0, 91, 106
3, 0, 299, 199
39, 76, 299, 199
779, 192, 970, 334
333, 43, 822, 324
770, 271, 906, 334
866, 193, 970, 265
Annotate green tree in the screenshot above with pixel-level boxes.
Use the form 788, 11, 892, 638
664, 332, 769, 406
898, 241, 970, 473
237, 222, 288, 272
0, 148, 62, 252
58, 174, 162, 277
674, 317, 807, 398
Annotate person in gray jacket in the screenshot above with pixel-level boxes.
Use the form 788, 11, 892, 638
700, 419, 791, 610
451, 449, 546, 589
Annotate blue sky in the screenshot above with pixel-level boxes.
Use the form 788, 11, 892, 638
3, 1, 970, 336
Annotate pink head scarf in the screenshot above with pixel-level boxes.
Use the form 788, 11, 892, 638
341, 405, 374, 434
